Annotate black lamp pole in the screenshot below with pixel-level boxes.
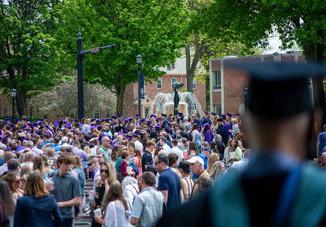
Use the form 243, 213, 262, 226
77, 31, 84, 120
77, 31, 114, 120
11, 88, 16, 122
136, 55, 143, 117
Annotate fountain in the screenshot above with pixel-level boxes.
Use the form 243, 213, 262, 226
147, 92, 205, 117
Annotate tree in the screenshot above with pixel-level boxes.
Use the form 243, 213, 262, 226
0, 0, 62, 117
29, 77, 116, 119
55, 0, 188, 114
184, 0, 257, 92
205, 0, 326, 123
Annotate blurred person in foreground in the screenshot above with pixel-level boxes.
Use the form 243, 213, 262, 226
157, 63, 326, 227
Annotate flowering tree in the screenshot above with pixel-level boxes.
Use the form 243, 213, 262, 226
29, 78, 116, 119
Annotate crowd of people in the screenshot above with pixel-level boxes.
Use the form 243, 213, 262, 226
0, 113, 252, 227
0, 110, 325, 227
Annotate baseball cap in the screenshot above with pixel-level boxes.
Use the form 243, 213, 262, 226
187, 156, 204, 166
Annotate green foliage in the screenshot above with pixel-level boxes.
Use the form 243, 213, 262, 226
0, 0, 62, 96
206, 0, 326, 53
183, 0, 259, 93
55, 0, 188, 91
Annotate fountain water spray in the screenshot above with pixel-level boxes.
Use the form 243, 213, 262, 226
147, 92, 205, 117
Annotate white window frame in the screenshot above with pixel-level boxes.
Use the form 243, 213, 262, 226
213, 104, 222, 115
167, 63, 176, 71
213, 71, 221, 90
156, 78, 162, 89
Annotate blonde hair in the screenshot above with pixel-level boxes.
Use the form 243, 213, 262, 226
208, 161, 225, 178
207, 153, 220, 174
74, 155, 83, 169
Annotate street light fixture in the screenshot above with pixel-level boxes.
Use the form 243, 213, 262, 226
136, 55, 144, 117
10, 88, 16, 122
77, 31, 114, 120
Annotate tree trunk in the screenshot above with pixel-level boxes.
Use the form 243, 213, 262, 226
115, 85, 126, 115
187, 70, 195, 93
186, 33, 202, 93
16, 88, 28, 118
186, 45, 193, 92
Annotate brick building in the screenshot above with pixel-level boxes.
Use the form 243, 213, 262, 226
209, 53, 304, 115
124, 58, 206, 117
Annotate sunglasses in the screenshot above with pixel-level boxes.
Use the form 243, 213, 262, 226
100, 169, 109, 173
87, 162, 95, 166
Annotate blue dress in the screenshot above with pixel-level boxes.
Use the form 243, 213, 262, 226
14, 194, 62, 227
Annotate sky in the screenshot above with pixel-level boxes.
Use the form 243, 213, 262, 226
262, 30, 301, 54
264, 35, 283, 54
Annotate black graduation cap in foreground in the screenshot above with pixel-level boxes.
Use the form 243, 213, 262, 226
231, 62, 326, 119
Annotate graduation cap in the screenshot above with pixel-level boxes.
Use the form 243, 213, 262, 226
126, 135, 132, 141
65, 122, 72, 128
132, 131, 140, 137
53, 121, 59, 128
150, 114, 157, 119
232, 62, 326, 119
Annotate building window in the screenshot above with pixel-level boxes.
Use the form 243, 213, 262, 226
167, 63, 176, 71
213, 71, 221, 90
213, 104, 222, 116
192, 80, 197, 89
156, 78, 162, 89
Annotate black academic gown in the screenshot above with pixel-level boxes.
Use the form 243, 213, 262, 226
157, 154, 326, 227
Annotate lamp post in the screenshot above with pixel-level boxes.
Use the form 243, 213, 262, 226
77, 31, 84, 120
136, 54, 144, 117
10, 88, 16, 122
77, 31, 114, 120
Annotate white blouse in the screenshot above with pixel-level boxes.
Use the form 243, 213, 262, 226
103, 200, 131, 227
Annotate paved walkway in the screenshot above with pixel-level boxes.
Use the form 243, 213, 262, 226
73, 179, 93, 227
